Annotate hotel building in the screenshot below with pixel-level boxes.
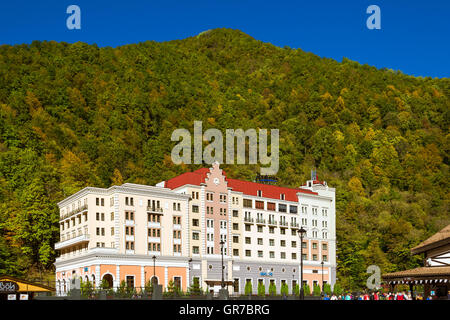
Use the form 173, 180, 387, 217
55, 162, 336, 296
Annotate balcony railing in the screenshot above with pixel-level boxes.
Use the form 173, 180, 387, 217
267, 220, 278, 226
55, 234, 90, 250
255, 218, 266, 225
60, 204, 88, 221
147, 206, 163, 214
244, 217, 254, 224
279, 221, 289, 227
290, 222, 300, 228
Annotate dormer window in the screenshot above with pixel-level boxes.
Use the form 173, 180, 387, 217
257, 190, 262, 197
280, 193, 285, 200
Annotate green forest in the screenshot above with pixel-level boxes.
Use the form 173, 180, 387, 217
0, 28, 448, 289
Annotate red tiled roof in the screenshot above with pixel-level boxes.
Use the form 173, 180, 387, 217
164, 167, 318, 200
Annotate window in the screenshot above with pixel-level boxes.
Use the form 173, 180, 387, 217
269, 239, 274, 246
96, 198, 100, 206
322, 243, 328, 250
193, 246, 199, 254
257, 190, 262, 197
291, 241, 297, 248
255, 200, 264, 209
290, 205, 298, 214
269, 251, 275, 258
192, 232, 199, 240
243, 199, 252, 208
269, 227, 274, 234
245, 250, 251, 257
280, 240, 286, 247
292, 253, 297, 260
96, 227, 100, 236
302, 242, 307, 249
291, 229, 297, 236
280, 228, 286, 235
101, 213, 104, 221
111, 227, 114, 236
257, 238, 263, 245
245, 224, 251, 232
301, 206, 307, 214
126, 241, 134, 250
233, 223, 239, 231
323, 255, 328, 262
233, 236, 239, 243
258, 250, 263, 258
126, 226, 134, 236
96, 212, 99, 221
312, 242, 318, 249
245, 237, 251, 244
312, 254, 318, 261
232, 210, 238, 217
233, 249, 239, 256
125, 211, 134, 221
126, 276, 134, 288
111, 212, 114, 221
267, 202, 275, 211
192, 205, 199, 213
101, 198, 104, 206
257, 226, 263, 233
278, 204, 287, 212
281, 252, 286, 259
280, 193, 285, 200
192, 219, 199, 227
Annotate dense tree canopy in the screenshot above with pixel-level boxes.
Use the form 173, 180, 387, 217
0, 28, 448, 289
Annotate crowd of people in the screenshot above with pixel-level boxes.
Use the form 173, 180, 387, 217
322, 291, 435, 300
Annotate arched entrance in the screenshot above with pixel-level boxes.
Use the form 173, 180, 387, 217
102, 274, 113, 288
151, 276, 158, 285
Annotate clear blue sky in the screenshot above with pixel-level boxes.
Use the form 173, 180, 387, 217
0, 0, 448, 78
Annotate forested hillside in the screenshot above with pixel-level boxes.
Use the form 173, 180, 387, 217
0, 28, 448, 289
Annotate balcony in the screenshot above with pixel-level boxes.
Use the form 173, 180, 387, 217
267, 220, 278, 226
60, 204, 88, 221
148, 236, 161, 243
279, 221, 289, 228
290, 222, 300, 229
255, 218, 266, 225
55, 234, 90, 250
147, 206, 163, 214
148, 221, 161, 228
173, 224, 181, 230
244, 217, 254, 224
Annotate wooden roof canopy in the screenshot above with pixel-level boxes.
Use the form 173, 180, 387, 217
411, 224, 450, 254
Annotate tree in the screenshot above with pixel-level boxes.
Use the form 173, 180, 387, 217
188, 277, 202, 296
333, 283, 343, 296
257, 281, 265, 297
313, 283, 321, 296
245, 281, 252, 296
280, 282, 289, 297
269, 282, 276, 296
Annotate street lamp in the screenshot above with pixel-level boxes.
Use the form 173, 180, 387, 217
188, 258, 193, 287
220, 240, 225, 289
298, 227, 307, 300
152, 255, 156, 285
321, 260, 324, 297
